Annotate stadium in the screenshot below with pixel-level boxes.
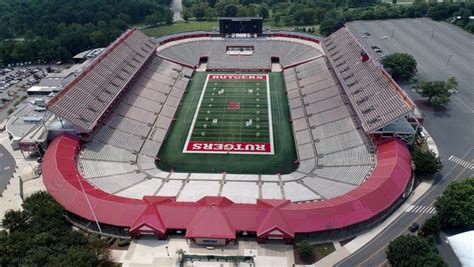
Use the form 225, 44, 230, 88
39, 18, 419, 245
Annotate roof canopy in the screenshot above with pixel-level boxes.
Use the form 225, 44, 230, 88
323, 27, 414, 132
43, 134, 411, 239
47, 29, 157, 133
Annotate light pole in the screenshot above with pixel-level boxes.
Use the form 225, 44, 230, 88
446, 55, 453, 67
390, 29, 395, 39
430, 28, 435, 41
165, 246, 169, 257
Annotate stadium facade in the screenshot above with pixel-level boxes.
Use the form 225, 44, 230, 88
40, 26, 418, 245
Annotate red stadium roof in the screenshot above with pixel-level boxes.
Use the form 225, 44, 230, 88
186, 197, 236, 239
42, 133, 411, 239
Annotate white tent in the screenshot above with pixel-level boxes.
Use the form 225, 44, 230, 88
448, 231, 474, 267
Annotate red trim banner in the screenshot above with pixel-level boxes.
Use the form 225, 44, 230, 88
186, 141, 272, 153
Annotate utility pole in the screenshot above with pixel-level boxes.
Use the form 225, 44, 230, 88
77, 174, 103, 236
430, 28, 435, 41
391, 29, 395, 39
446, 55, 453, 67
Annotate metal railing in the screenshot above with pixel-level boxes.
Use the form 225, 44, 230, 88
180, 254, 255, 267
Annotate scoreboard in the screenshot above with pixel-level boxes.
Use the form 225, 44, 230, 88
219, 17, 263, 36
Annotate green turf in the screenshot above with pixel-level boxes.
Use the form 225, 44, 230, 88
157, 72, 297, 174
142, 21, 218, 37
188, 75, 271, 144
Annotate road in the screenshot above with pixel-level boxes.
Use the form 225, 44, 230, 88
0, 144, 16, 195
338, 19, 474, 266
172, 0, 183, 22
337, 149, 473, 267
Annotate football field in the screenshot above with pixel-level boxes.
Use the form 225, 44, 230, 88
183, 74, 273, 154
157, 72, 297, 174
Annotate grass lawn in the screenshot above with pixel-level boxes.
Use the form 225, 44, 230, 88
157, 72, 297, 174
142, 21, 218, 37
294, 242, 336, 265
314, 243, 336, 260
142, 20, 320, 37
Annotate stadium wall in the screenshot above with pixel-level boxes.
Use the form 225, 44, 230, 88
41, 29, 414, 244
42, 133, 411, 244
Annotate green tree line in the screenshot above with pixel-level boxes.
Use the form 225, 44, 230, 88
0, 192, 117, 266
0, 0, 173, 66
183, 0, 474, 36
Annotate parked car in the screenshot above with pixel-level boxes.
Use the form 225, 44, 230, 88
408, 222, 420, 233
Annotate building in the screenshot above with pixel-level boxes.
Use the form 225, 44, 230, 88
40, 27, 415, 245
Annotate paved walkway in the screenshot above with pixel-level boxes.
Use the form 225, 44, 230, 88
112, 237, 294, 267
0, 144, 15, 195
171, 0, 183, 22
0, 131, 44, 227
0, 133, 23, 226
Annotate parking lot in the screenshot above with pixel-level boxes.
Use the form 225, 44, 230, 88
347, 18, 473, 113
0, 64, 68, 123
0, 67, 42, 122
347, 17, 474, 160
0, 67, 44, 90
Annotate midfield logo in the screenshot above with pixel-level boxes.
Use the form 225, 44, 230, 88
227, 102, 241, 110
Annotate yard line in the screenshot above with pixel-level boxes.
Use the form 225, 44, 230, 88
239, 87, 245, 144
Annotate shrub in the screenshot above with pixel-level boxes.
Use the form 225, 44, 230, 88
412, 146, 442, 177
117, 239, 131, 247
297, 240, 313, 258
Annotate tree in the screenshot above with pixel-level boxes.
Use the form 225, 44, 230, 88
176, 248, 186, 260
386, 235, 447, 267
434, 177, 474, 229
412, 146, 442, 176
259, 5, 270, 19
300, 9, 317, 25
0, 0, 173, 64
89, 30, 108, 47
429, 95, 450, 109
381, 53, 417, 80
2, 210, 29, 232
419, 215, 441, 239
320, 17, 344, 36
182, 9, 191, 22
192, 6, 206, 20
223, 4, 239, 17
446, 76, 458, 91
418, 80, 442, 102
297, 240, 314, 258
0, 24, 13, 40
419, 77, 457, 109
1, 192, 115, 266
191, 3, 209, 21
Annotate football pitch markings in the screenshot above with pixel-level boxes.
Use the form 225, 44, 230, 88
183, 74, 274, 154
